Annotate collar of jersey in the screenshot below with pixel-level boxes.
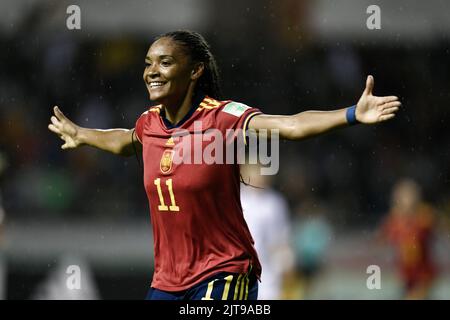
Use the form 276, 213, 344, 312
159, 92, 206, 129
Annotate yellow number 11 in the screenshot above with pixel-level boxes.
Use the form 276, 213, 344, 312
154, 178, 180, 212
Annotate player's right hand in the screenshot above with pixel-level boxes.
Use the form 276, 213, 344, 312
48, 106, 81, 149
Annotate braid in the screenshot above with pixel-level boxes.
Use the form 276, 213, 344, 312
156, 30, 222, 99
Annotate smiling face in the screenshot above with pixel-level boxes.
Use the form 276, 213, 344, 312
143, 37, 197, 104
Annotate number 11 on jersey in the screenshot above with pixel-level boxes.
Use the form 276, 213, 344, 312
154, 178, 180, 212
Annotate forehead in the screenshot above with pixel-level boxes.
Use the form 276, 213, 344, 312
146, 37, 188, 59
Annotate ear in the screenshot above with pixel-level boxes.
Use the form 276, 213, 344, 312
191, 62, 205, 80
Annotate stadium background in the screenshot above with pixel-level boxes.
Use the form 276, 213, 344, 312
0, 0, 450, 299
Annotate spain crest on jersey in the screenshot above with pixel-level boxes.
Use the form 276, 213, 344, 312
160, 149, 175, 174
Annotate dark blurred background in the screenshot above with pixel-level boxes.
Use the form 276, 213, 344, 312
0, 0, 450, 299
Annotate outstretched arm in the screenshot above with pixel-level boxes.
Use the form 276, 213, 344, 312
248, 75, 401, 140
48, 106, 141, 156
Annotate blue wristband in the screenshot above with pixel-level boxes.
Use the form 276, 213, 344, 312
346, 105, 359, 125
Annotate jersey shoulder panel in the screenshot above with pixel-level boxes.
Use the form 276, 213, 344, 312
214, 100, 262, 131
135, 105, 161, 142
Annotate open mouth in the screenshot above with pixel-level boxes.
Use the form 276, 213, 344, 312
149, 81, 167, 89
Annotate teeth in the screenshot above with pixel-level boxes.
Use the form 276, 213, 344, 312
150, 82, 165, 88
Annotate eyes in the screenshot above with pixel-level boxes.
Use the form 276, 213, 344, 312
145, 60, 172, 68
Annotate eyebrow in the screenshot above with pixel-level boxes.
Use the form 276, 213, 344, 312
145, 55, 174, 61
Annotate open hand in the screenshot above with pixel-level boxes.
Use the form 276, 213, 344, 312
356, 75, 401, 124
48, 106, 81, 149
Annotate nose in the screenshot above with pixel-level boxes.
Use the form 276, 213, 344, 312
144, 64, 159, 83
145, 63, 159, 78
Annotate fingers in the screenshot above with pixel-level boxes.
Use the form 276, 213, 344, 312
381, 106, 399, 115
379, 100, 401, 116
381, 100, 401, 109
48, 123, 61, 135
50, 106, 73, 150
50, 106, 64, 133
48, 124, 67, 143
49, 124, 70, 149
50, 116, 61, 128
379, 100, 400, 121
53, 106, 67, 121
379, 114, 395, 122
380, 96, 399, 104
364, 75, 374, 95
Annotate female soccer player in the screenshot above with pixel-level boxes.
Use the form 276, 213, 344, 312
48, 30, 401, 300
378, 178, 437, 299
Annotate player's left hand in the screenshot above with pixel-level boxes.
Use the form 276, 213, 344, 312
356, 75, 401, 124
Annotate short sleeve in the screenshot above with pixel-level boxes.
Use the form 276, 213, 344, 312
135, 111, 148, 143
215, 101, 262, 144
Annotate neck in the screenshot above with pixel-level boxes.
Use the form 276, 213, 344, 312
161, 85, 196, 125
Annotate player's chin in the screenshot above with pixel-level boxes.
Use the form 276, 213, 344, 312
147, 88, 167, 102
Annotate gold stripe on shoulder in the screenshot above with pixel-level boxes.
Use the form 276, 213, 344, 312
197, 97, 222, 111
204, 97, 221, 106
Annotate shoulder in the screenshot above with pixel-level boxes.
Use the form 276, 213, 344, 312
136, 105, 162, 124
218, 101, 255, 117
135, 105, 162, 141
203, 98, 261, 134
198, 96, 253, 115
197, 97, 251, 123
139, 105, 161, 117
209, 98, 261, 125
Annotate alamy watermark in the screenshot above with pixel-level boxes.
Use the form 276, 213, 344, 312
66, 5, 81, 30
366, 5, 381, 30
366, 264, 381, 290
66, 265, 81, 290
165, 121, 280, 175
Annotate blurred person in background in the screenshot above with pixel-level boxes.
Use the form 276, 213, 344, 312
377, 178, 437, 299
48, 30, 400, 300
288, 199, 332, 299
240, 163, 294, 300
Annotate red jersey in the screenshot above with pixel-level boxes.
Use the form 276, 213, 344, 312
381, 204, 436, 284
135, 94, 263, 291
